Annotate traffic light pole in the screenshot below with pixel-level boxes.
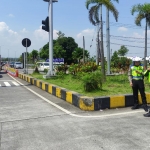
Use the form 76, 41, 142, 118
47, 0, 53, 76
43, 0, 57, 78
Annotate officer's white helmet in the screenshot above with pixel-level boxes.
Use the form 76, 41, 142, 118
132, 56, 142, 61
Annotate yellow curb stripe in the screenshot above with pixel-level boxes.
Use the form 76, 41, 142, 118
56, 87, 61, 98
110, 96, 125, 108
66, 91, 73, 104
78, 96, 94, 111
36, 80, 40, 87
48, 84, 53, 94
28, 77, 30, 83
42, 82, 45, 90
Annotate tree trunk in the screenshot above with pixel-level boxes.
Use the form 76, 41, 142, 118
106, 8, 110, 75
144, 18, 147, 70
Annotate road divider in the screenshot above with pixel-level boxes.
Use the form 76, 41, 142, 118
18, 73, 150, 111
3, 65, 18, 77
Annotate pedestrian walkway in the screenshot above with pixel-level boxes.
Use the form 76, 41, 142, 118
0, 80, 20, 87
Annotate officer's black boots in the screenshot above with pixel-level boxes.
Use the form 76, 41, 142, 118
142, 104, 148, 112
131, 104, 139, 110
143, 110, 150, 117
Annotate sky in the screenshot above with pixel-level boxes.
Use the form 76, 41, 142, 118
0, 0, 150, 59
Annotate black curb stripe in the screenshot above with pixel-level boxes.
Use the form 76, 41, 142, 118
72, 94, 82, 107
94, 97, 110, 110
61, 89, 68, 101
45, 83, 48, 92
34, 79, 37, 86
39, 81, 42, 89
52, 86, 56, 96
125, 94, 134, 107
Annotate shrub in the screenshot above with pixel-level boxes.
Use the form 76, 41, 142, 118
33, 66, 39, 74
44, 68, 48, 74
81, 71, 103, 92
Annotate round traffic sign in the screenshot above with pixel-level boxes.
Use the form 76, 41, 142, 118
22, 38, 31, 47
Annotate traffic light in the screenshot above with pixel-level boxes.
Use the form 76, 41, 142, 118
42, 17, 49, 32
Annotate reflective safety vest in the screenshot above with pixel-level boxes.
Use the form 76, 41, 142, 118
144, 70, 150, 82
131, 65, 144, 80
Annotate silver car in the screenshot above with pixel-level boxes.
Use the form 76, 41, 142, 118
14, 62, 23, 69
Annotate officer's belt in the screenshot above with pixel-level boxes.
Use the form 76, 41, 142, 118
132, 76, 143, 80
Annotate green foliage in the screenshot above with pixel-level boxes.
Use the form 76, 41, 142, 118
69, 62, 98, 76
117, 45, 129, 56
56, 64, 68, 74
56, 37, 78, 64
72, 47, 90, 63
81, 71, 103, 92
44, 68, 48, 74
33, 66, 39, 74
56, 71, 65, 79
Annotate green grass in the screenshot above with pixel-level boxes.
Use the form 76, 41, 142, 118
30, 73, 150, 97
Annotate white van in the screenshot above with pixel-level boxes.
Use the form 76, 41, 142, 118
36, 62, 49, 71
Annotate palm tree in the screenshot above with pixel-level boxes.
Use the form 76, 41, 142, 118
85, 0, 119, 78
131, 3, 150, 69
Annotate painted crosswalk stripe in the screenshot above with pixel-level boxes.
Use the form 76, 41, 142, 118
12, 81, 20, 86
4, 82, 11, 86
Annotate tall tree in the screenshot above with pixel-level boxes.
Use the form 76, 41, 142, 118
85, 0, 119, 78
57, 31, 65, 39
57, 37, 78, 64
117, 45, 129, 56
72, 47, 90, 63
131, 3, 150, 69
30, 50, 39, 63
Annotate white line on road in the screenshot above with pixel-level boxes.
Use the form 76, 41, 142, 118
12, 81, 20, 86
4, 82, 11, 86
8, 74, 145, 118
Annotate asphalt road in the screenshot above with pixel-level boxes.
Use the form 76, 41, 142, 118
0, 70, 150, 150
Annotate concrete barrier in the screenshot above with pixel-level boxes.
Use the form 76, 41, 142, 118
18, 73, 150, 111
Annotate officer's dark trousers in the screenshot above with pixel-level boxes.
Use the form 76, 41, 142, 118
132, 79, 147, 105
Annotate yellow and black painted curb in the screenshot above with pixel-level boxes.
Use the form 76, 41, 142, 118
18, 73, 150, 111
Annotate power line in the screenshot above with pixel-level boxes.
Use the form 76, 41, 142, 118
110, 42, 150, 48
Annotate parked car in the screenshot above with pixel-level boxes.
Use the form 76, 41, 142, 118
9, 62, 15, 68
14, 62, 23, 69
36, 62, 49, 71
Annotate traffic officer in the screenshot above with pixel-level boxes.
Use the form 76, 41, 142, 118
128, 56, 148, 112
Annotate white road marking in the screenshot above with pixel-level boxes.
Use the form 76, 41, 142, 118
4, 82, 11, 86
0, 84, 1, 87
8, 74, 145, 118
12, 81, 20, 86
0, 80, 13, 81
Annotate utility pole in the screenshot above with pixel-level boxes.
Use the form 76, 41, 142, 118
83, 36, 85, 63
96, 23, 99, 65
106, 8, 110, 75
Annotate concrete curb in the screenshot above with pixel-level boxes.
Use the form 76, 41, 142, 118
18, 73, 150, 111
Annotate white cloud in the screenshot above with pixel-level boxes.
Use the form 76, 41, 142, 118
0, 22, 18, 36
34, 26, 58, 40
53, 29, 58, 39
77, 29, 94, 38
118, 27, 128, 32
132, 32, 144, 38
8, 14, 14, 18
0, 22, 9, 31
20, 28, 28, 33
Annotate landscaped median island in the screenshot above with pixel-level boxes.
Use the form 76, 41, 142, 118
18, 71, 150, 111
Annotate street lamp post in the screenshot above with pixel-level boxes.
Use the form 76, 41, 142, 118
43, 0, 58, 77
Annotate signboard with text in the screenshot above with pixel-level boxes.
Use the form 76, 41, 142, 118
46, 58, 64, 64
